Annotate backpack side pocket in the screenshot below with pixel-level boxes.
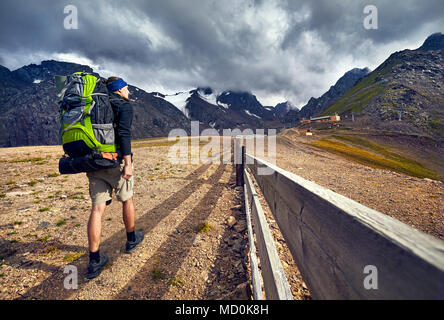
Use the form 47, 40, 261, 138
92, 123, 115, 145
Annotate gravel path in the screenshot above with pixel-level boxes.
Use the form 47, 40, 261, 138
0, 141, 251, 300
241, 134, 442, 300
275, 135, 444, 241
0, 134, 442, 300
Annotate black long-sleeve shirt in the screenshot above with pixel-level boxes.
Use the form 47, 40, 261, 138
109, 92, 133, 156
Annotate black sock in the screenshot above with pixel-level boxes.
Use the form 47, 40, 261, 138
89, 250, 100, 263
127, 231, 136, 242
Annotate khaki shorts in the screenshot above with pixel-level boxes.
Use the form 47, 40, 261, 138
87, 163, 134, 206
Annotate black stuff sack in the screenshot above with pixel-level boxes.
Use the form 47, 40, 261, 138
59, 151, 120, 175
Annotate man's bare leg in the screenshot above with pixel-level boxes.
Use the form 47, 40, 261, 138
123, 197, 144, 252
88, 202, 107, 252
86, 202, 109, 279
122, 197, 135, 232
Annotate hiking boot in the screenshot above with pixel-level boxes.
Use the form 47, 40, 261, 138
86, 253, 109, 280
125, 231, 144, 253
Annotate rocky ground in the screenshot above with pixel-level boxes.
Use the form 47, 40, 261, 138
0, 134, 442, 300
275, 133, 444, 241
240, 131, 442, 300
0, 138, 251, 300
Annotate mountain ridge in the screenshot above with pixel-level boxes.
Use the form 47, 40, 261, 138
0, 61, 192, 147
319, 32, 444, 140
1, 33, 443, 147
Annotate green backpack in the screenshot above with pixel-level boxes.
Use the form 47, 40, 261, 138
56, 72, 117, 158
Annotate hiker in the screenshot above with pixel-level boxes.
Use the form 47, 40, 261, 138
85, 76, 144, 279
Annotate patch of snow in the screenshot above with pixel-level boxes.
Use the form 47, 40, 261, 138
197, 89, 218, 106
285, 101, 299, 111
218, 102, 230, 109
162, 91, 192, 118
244, 109, 261, 119
33, 79, 42, 84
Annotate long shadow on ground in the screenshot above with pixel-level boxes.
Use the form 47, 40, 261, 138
113, 163, 232, 299
18, 163, 213, 300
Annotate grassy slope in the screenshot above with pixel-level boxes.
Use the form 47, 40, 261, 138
307, 133, 441, 181
320, 54, 399, 117
429, 108, 444, 138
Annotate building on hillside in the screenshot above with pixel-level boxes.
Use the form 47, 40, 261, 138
309, 114, 341, 123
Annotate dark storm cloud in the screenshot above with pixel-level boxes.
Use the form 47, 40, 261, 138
0, 1, 146, 65
0, 0, 442, 106
280, 0, 444, 50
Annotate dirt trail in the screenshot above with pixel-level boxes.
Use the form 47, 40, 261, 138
1, 134, 442, 300
239, 133, 442, 299
274, 135, 444, 240
0, 141, 251, 300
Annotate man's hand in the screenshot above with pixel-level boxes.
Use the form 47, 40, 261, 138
122, 155, 133, 180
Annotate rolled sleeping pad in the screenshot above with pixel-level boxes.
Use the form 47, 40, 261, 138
59, 152, 120, 175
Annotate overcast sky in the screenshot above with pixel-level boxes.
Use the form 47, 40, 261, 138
0, 0, 443, 107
